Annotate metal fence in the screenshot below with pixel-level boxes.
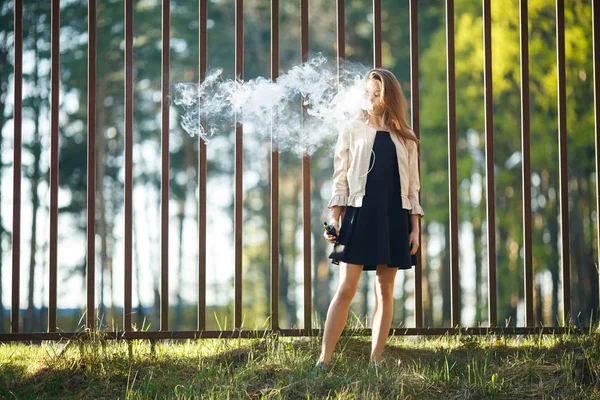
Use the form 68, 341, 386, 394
2, 0, 599, 342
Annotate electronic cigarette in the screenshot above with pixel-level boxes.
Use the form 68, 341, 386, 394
323, 221, 337, 237
324, 222, 340, 265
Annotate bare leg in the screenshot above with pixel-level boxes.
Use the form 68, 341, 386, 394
370, 264, 398, 362
318, 262, 363, 365
371, 279, 379, 332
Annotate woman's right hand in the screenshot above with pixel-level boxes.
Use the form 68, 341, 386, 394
323, 219, 339, 243
324, 205, 344, 243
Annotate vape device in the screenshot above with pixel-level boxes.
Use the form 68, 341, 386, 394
323, 221, 337, 237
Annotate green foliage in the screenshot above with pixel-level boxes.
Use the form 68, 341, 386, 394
419, 0, 597, 326
0, 0, 598, 333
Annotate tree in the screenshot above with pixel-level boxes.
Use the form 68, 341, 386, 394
24, 0, 48, 332
0, 0, 16, 333
419, 0, 597, 326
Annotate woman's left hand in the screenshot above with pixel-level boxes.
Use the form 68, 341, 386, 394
408, 230, 420, 255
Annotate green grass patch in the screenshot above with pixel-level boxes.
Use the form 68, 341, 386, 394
1, 331, 599, 399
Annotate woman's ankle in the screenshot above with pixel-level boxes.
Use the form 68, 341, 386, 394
317, 356, 331, 366
369, 353, 382, 364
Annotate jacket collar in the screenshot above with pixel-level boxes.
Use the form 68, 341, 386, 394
363, 123, 406, 150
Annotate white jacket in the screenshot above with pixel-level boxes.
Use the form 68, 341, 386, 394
328, 120, 424, 216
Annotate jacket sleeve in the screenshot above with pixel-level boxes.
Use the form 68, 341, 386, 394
407, 139, 424, 216
328, 124, 350, 208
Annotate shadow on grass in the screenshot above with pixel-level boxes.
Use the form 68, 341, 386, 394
0, 333, 598, 399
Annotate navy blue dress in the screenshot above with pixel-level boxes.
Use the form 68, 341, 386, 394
329, 130, 416, 271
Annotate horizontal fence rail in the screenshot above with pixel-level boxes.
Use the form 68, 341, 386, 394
2, 0, 599, 343
0, 327, 592, 343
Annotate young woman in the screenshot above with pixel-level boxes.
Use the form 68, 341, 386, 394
318, 68, 424, 369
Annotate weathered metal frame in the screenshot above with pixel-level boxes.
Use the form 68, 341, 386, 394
5, 0, 597, 342
0, 326, 588, 343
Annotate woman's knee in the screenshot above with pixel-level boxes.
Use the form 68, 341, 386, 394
374, 279, 394, 300
336, 282, 359, 302
334, 263, 362, 302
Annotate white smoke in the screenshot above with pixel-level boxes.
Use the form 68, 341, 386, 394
173, 55, 372, 156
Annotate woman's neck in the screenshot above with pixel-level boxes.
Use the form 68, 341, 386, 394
367, 114, 388, 130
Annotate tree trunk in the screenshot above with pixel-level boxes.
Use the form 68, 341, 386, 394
0, 220, 3, 332
96, 88, 107, 328
133, 199, 145, 327
311, 178, 329, 321
421, 229, 433, 327
279, 207, 296, 327
589, 177, 599, 324
398, 276, 407, 326
38, 230, 49, 332
473, 207, 483, 324
0, 26, 7, 334
574, 177, 592, 324
108, 198, 116, 329
25, 24, 42, 333
548, 205, 560, 324
175, 199, 185, 330
151, 183, 161, 328
441, 224, 451, 326
536, 279, 543, 325
570, 178, 582, 321
279, 225, 292, 326
0, 105, 4, 333
280, 170, 300, 327
175, 135, 195, 329
539, 170, 560, 325
258, 143, 272, 324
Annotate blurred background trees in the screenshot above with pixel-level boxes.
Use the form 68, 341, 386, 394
0, 0, 597, 333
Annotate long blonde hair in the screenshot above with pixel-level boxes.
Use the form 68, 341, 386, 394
363, 69, 419, 144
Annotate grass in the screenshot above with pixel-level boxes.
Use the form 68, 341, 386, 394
0, 329, 599, 399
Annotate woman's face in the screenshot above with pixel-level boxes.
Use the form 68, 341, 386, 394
366, 79, 384, 115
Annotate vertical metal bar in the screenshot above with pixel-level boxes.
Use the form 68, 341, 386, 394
300, 0, 311, 331
446, 0, 460, 327
270, 0, 280, 331
301, 0, 308, 62
87, 0, 97, 332
48, 0, 60, 333
593, 0, 600, 318
11, 0, 23, 334
334, 0, 344, 332
198, 0, 208, 332
555, 0, 571, 325
409, 0, 423, 329
234, 0, 244, 330
160, 0, 171, 332
482, 0, 497, 328
337, 0, 345, 70
519, 0, 534, 327
124, 0, 134, 332
336, 0, 345, 120
373, 0, 382, 68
